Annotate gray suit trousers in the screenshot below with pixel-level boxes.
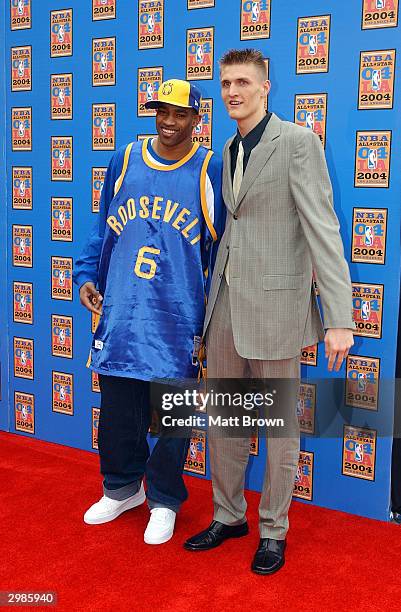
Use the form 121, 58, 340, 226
207, 278, 300, 539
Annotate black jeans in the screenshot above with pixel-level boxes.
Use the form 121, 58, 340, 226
98, 374, 190, 513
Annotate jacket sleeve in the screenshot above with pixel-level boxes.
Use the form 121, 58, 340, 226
289, 128, 355, 330
72, 148, 125, 290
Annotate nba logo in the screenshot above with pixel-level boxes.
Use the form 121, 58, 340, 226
18, 121, 25, 137
194, 117, 203, 135
59, 329, 65, 345
58, 89, 65, 105
295, 466, 302, 483
21, 350, 27, 366
364, 226, 373, 247
357, 372, 367, 392
22, 405, 28, 419
18, 0, 24, 15
146, 82, 154, 101
60, 385, 66, 401
59, 271, 65, 287
189, 441, 197, 459
376, 0, 385, 8
372, 70, 381, 91
308, 35, 317, 55
251, 1, 260, 22
59, 150, 65, 167
100, 53, 107, 71
296, 397, 304, 417
355, 443, 363, 462
20, 295, 26, 310
19, 180, 26, 196
58, 24, 65, 43
18, 60, 24, 77
196, 44, 204, 64
19, 238, 26, 254
306, 112, 315, 130
361, 300, 370, 321
59, 211, 65, 227
100, 118, 107, 135
368, 149, 377, 170
148, 15, 155, 33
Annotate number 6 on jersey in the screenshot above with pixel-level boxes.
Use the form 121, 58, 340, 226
134, 245, 160, 279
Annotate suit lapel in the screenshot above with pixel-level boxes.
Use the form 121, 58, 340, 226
234, 113, 282, 210
222, 135, 235, 212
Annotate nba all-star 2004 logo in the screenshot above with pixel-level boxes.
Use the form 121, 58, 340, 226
11, 45, 31, 91
52, 371, 74, 415
358, 49, 396, 109
352, 283, 383, 339
12, 167, 32, 209
50, 8, 72, 57
296, 15, 330, 74
354, 131, 391, 188
351, 208, 387, 264
342, 426, 377, 481
294, 94, 327, 148
137, 67, 163, 116
240, 0, 271, 41
13, 282, 33, 324
10, 0, 31, 30
138, 0, 164, 49
186, 27, 214, 80
345, 355, 380, 411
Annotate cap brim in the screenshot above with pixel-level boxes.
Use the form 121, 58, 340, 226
144, 100, 197, 111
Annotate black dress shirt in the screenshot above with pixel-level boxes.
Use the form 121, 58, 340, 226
230, 112, 272, 180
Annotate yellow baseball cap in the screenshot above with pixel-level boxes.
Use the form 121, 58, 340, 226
144, 79, 202, 113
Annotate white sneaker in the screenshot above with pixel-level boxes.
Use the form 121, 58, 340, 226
84, 483, 146, 525
144, 508, 176, 545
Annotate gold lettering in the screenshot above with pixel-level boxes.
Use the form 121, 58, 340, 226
163, 200, 179, 223
139, 196, 150, 218
190, 233, 201, 245
152, 196, 163, 220
127, 198, 136, 220
107, 215, 123, 236
118, 206, 128, 226
181, 217, 199, 238
172, 208, 191, 231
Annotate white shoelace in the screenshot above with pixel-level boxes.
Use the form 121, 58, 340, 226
150, 508, 173, 523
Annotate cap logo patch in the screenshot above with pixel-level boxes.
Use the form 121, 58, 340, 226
162, 82, 173, 95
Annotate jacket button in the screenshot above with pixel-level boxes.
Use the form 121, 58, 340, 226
233, 214, 238, 220
226, 245, 229, 250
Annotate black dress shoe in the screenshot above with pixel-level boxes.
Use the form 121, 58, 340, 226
391, 511, 401, 524
251, 538, 286, 575
184, 520, 249, 551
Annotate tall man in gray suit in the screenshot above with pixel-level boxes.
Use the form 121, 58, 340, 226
184, 49, 354, 575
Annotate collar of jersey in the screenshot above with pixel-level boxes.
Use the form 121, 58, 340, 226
147, 138, 177, 166
141, 137, 200, 171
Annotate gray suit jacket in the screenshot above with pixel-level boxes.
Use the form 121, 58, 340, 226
204, 113, 354, 360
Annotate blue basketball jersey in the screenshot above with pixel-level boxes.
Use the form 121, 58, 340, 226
90, 139, 217, 381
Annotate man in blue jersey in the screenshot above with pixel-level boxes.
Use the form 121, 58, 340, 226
73, 80, 223, 545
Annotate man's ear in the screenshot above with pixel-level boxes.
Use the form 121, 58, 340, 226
263, 79, 271, 98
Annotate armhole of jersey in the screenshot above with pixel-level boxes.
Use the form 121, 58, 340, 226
200, 150, 217, 242
114, 142, 134, 196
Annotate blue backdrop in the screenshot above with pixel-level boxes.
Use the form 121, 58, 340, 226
2, 0, 401, 522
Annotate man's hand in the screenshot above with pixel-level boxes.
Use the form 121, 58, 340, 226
324, 328, 354, 372
79, 281, 103, 315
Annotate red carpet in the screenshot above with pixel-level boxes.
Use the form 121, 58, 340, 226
1, 431, 400, 612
